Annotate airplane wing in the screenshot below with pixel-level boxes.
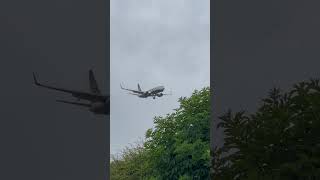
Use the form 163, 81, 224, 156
33, 72, 107, 101
128, 92, 141, 96
56, 100, 91, 107
120, 84, 143, 94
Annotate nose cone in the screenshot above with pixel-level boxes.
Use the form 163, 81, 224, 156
160, 86, 165, 91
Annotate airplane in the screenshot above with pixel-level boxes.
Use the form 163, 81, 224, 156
120, 83, 171, 99
33, 70, 109, 115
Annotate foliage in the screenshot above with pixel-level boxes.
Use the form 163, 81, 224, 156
110, 87, 211, 180
145, 87, 211, 180
110, 141, 152, 180
212, 79, 320, 179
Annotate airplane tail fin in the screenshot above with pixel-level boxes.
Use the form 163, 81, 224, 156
89, 70, 101, 94
137, 83, 142, 91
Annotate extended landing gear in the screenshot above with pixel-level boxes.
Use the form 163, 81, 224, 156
153, 96, 156, 99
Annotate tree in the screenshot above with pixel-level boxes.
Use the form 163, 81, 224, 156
110, 87, 211, 180
110, 140, 153, 180
145, 87, 211, 180
212, 79, 320, 179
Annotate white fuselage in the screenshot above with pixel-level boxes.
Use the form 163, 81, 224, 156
138, 86, 165, 98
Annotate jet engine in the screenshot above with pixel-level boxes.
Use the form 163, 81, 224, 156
157, 93, 163, 97
90, 102, 105, 111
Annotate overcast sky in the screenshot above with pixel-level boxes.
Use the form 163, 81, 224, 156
212, 0, 320, 148
110, 0, 210, 155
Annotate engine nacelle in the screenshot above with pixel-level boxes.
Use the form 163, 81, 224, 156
90, 102, 105, 111
157, 93, 163, 97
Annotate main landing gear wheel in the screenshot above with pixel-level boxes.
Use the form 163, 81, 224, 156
153, 97, 155, 99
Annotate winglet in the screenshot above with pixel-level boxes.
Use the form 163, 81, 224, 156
33, 72, 40, 86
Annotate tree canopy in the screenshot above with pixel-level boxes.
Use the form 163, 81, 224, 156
111, 87, 211, 180
212, 79, 320, 179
